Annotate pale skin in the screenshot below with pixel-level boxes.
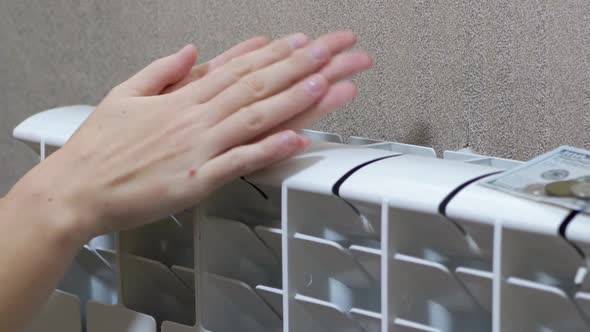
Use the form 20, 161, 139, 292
0, 30, 372, 331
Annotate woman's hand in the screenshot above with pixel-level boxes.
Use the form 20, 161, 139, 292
12, 31, 372, 242
0, 31, 372, 331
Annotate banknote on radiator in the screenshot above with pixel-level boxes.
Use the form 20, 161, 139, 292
482, 146, 590, 212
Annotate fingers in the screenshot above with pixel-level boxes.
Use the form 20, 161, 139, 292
270, 80, 358, 133
197, 130, 310, 189
209, 74, 329, 151
314, 30, 357, 54
163, 36, 269, 94
116, 45, 198, 97
208, 36, 270, 69
319, 50, 373, 83
176, 33, 309, 104
265, 51, 372, 132
254, 50, 372, 135
203, 31, 357, 123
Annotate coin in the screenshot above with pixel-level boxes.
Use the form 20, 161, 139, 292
571, 182, 590, 199
522, 183, 546, 196
544, 180, 577, 197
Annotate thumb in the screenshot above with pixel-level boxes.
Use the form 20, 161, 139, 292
118, 45, 198, 96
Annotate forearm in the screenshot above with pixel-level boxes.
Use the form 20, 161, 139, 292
0, 168, 89, 332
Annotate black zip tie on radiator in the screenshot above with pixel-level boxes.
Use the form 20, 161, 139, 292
332, 155, 401, 234
560, 209, 590, 327
332, 155, 400, 196
559, 209, 585, 259
241, 176, 269, 200
438, 171, 504, 236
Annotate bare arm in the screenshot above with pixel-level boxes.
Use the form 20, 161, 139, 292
0, 30, 372, 331
0, 177, 88, 332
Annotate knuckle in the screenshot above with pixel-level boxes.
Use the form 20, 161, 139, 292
227, 58, 254, 81
239, 75, 267, 97
263, 138, 281, 155
229, 151, 252, 175
192, 65, 208, 79
243, 109, 267, 133
256, 142, 278, 164
286, 88, 304, 106
269, 43, 288, 58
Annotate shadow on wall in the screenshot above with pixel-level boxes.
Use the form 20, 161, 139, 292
405, 121, 434, 148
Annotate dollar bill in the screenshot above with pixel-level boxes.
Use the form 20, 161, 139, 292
481, 146, 590, 212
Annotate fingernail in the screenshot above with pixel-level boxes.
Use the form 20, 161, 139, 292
305, 75, 324, 94
308, 46, 327, 61
277, 131, 298, 148
289, 33, 308, 49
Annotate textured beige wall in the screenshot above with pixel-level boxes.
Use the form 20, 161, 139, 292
1, 0, 589, 194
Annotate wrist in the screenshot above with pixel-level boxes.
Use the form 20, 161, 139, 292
5, 163, 94, 251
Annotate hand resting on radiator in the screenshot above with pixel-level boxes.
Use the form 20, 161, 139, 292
0, 30, 372, 331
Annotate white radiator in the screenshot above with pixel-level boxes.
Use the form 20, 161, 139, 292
13, 106, 590, 332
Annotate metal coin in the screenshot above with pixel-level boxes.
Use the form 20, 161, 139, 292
544, 180, 577, 197
571, 182, 590, 199
522, 183, 546, 196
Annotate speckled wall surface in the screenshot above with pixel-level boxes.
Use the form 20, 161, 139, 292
1, 0, 589, 194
